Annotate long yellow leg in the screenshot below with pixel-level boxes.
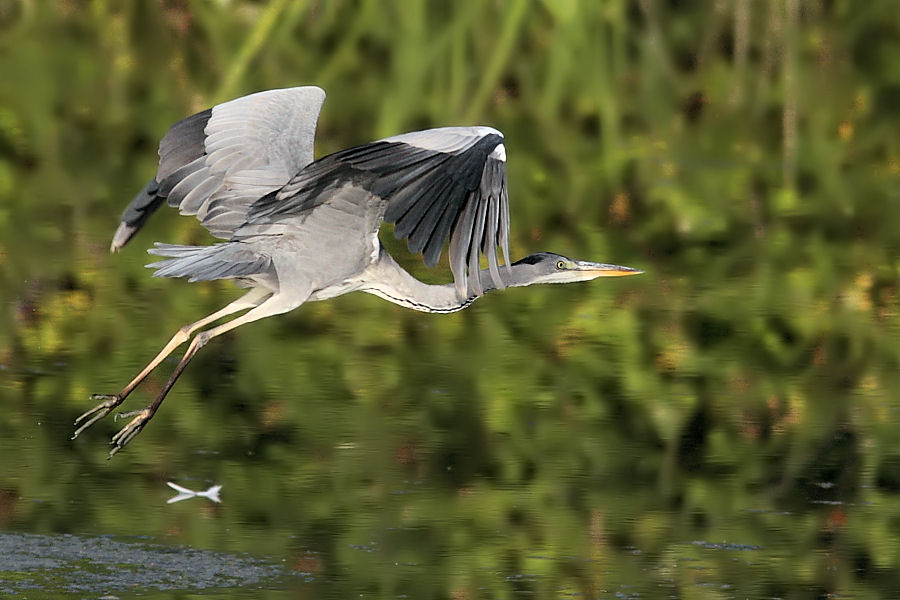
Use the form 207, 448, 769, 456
73, 288, 271, 439
108, 292, 303, 456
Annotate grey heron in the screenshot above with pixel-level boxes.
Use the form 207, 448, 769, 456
73, 86, 642, 456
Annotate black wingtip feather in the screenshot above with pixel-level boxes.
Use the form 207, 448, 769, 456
111, 178, 166, 251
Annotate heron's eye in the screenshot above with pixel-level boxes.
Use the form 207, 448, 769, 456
556, 260, 566, 270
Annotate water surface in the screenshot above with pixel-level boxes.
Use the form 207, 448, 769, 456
1, 2, 899, 598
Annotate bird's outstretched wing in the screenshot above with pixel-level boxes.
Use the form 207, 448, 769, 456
111, 86, 326, 250
246, 127, 511, 297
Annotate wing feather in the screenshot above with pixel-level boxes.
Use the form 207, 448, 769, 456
160, 158, 205, 199
483, 186, 501, 289
179, 176, 222, 215
498, 175, 511, 269
244, 126, 510, 296
407, 186, 452, 254
112, 87, 326, 250
381, 158, 450, 222
158, 109, 211, 180
467, 194, 489, 296
168, 170, 210, 211
394, 176, 451, 240
422, 195, 458, 267
449, 193, 478, 297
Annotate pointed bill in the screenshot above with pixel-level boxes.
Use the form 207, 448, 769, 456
573, 260, 643, 279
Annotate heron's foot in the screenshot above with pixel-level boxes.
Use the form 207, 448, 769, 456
108, 407, 154, 458
72, 394, 124, 440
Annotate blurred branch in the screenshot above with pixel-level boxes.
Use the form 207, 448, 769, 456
215, 0, 298, 102
637, 0, 677, 86
463, 0, 529, 123
782, 0, 799, 190
317, 1, 376, 90
694, 0, 728, 73
730, 0, 750, 106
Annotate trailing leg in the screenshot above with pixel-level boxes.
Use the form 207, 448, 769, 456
107, 292, 305, 457
73, 288, 271, 439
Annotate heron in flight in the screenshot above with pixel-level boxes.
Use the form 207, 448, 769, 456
73, 86, 641, 456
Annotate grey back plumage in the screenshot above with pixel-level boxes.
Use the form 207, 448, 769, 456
245, 126, 511, 297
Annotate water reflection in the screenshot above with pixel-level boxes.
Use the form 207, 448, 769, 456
166, 481, 222, 504
2, 1, 899, 598
0, 401, 893, 598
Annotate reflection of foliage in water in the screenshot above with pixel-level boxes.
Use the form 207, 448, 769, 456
0, 1, 898, 598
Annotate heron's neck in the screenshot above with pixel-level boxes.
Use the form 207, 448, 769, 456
361, 250, 514, 314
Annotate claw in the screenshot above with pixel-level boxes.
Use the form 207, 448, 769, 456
72, 394, 123, 439
108, 408, 152, 458
114, 408, 145, 421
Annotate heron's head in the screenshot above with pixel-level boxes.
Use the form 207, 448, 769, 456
509, 252, 642, 286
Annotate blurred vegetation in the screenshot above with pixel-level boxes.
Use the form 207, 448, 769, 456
0, 0, 898, 598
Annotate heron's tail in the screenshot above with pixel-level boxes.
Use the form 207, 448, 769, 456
147, 242, 272, 282
110, 179, 167, 252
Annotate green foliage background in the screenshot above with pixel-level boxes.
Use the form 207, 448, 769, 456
0, 0, 898, 598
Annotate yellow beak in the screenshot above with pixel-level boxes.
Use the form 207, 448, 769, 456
574, 260, 643, 279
